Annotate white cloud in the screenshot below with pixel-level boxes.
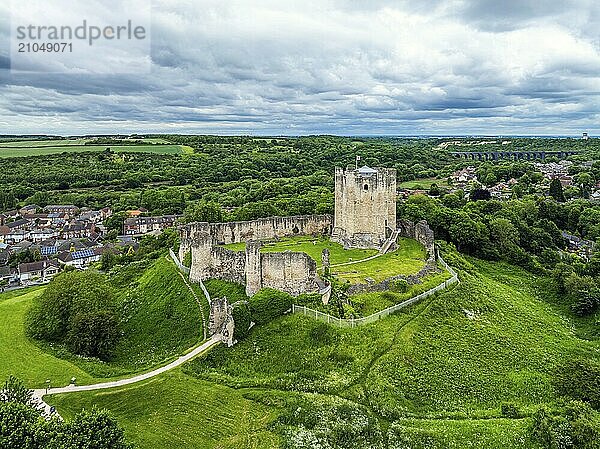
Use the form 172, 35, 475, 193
0, 0, 599, 134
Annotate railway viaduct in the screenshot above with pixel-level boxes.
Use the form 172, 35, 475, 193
451, 150, 579, 161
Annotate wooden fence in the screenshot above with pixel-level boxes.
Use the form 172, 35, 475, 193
292, 250, 459, 328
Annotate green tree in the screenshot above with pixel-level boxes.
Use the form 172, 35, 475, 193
26, 271, 120, 360
104, 211, 128, 234
66, 311, 121, 359
0, 397, 132, 449
428, 183, 441, 196
0, 375, 35, 407
576, 172, 595, 199
0, 190, 16, 211
58, 407, 133, 449
0, 401, 43, 449
549, 177, 566, 202
489, 218, 519, 257
183, 201, 223, 223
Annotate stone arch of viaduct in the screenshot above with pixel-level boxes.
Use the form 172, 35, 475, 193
451, 150, 578, 161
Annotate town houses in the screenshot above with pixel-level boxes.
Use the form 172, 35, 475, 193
0, 205, 113, 288
0, 203, 180, 289
124, 215, 180, 236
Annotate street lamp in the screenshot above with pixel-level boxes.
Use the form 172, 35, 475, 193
45, 379, 51, 394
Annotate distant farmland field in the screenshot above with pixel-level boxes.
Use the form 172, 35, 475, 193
0, 139, 187, 158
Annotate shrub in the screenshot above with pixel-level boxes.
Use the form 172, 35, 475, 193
501, 402, 521, 418
231, 301, 251, 340
390, 279, 409, 293
66, 310, 121, 359
531, 401, 600, 449
555, 358, 600, 410
381, 291, 397, 302
249, 288, 292, 325
388, 424, 446, 449
277, 395, 383, 449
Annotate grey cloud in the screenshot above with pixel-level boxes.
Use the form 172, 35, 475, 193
0, 0, 599, 135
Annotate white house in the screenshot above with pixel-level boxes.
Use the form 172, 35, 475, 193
18, 260, 60, 285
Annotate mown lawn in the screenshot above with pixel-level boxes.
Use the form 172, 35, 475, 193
225, 236, 426, 284
335, 237, 426, 283
0, 287, 99, 388
46, 370, 281, 449
224, 235, 378, 267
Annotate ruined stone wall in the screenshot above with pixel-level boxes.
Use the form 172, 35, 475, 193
245, 240, 263, 296
189, 232, 246, 284
260, 251, 319, 296
397, 219, 435, 260
332, 167, 396, 248
185, 219, 325, 296
179, 214, 332, 260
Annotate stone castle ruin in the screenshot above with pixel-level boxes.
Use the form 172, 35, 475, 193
179, 166, 436, 299
331, 166, 397, 249
179, 215, 332, 297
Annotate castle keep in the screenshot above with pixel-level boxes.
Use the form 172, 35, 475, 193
331, 166, 396, 249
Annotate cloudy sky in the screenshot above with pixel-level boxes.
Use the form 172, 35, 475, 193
1, 0, 599, 135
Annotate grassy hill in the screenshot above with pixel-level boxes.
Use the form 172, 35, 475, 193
0, 256, 205, 387
0, 288, 99, 388
45, 255, 600, 448
109, 256, 206, 371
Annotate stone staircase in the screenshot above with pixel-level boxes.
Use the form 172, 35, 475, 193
379, 229, 400, 254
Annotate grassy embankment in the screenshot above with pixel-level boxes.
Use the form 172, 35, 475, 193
0, 256, 205, 388
47, 256, 600, 448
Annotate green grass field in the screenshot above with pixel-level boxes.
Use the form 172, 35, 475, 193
0, 256, 205, 388
0, 138, 186, 158
0, 287, 100, 388
224, 236, 425, 284
47, 371, 280, 449
224, 235, 378, 266
335, 237, 426, 283
0, 138, 171, 147
398, 178, 449, 189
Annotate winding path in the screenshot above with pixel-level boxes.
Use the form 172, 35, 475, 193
30, 253, 219, 418
33, 336, 220, 417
